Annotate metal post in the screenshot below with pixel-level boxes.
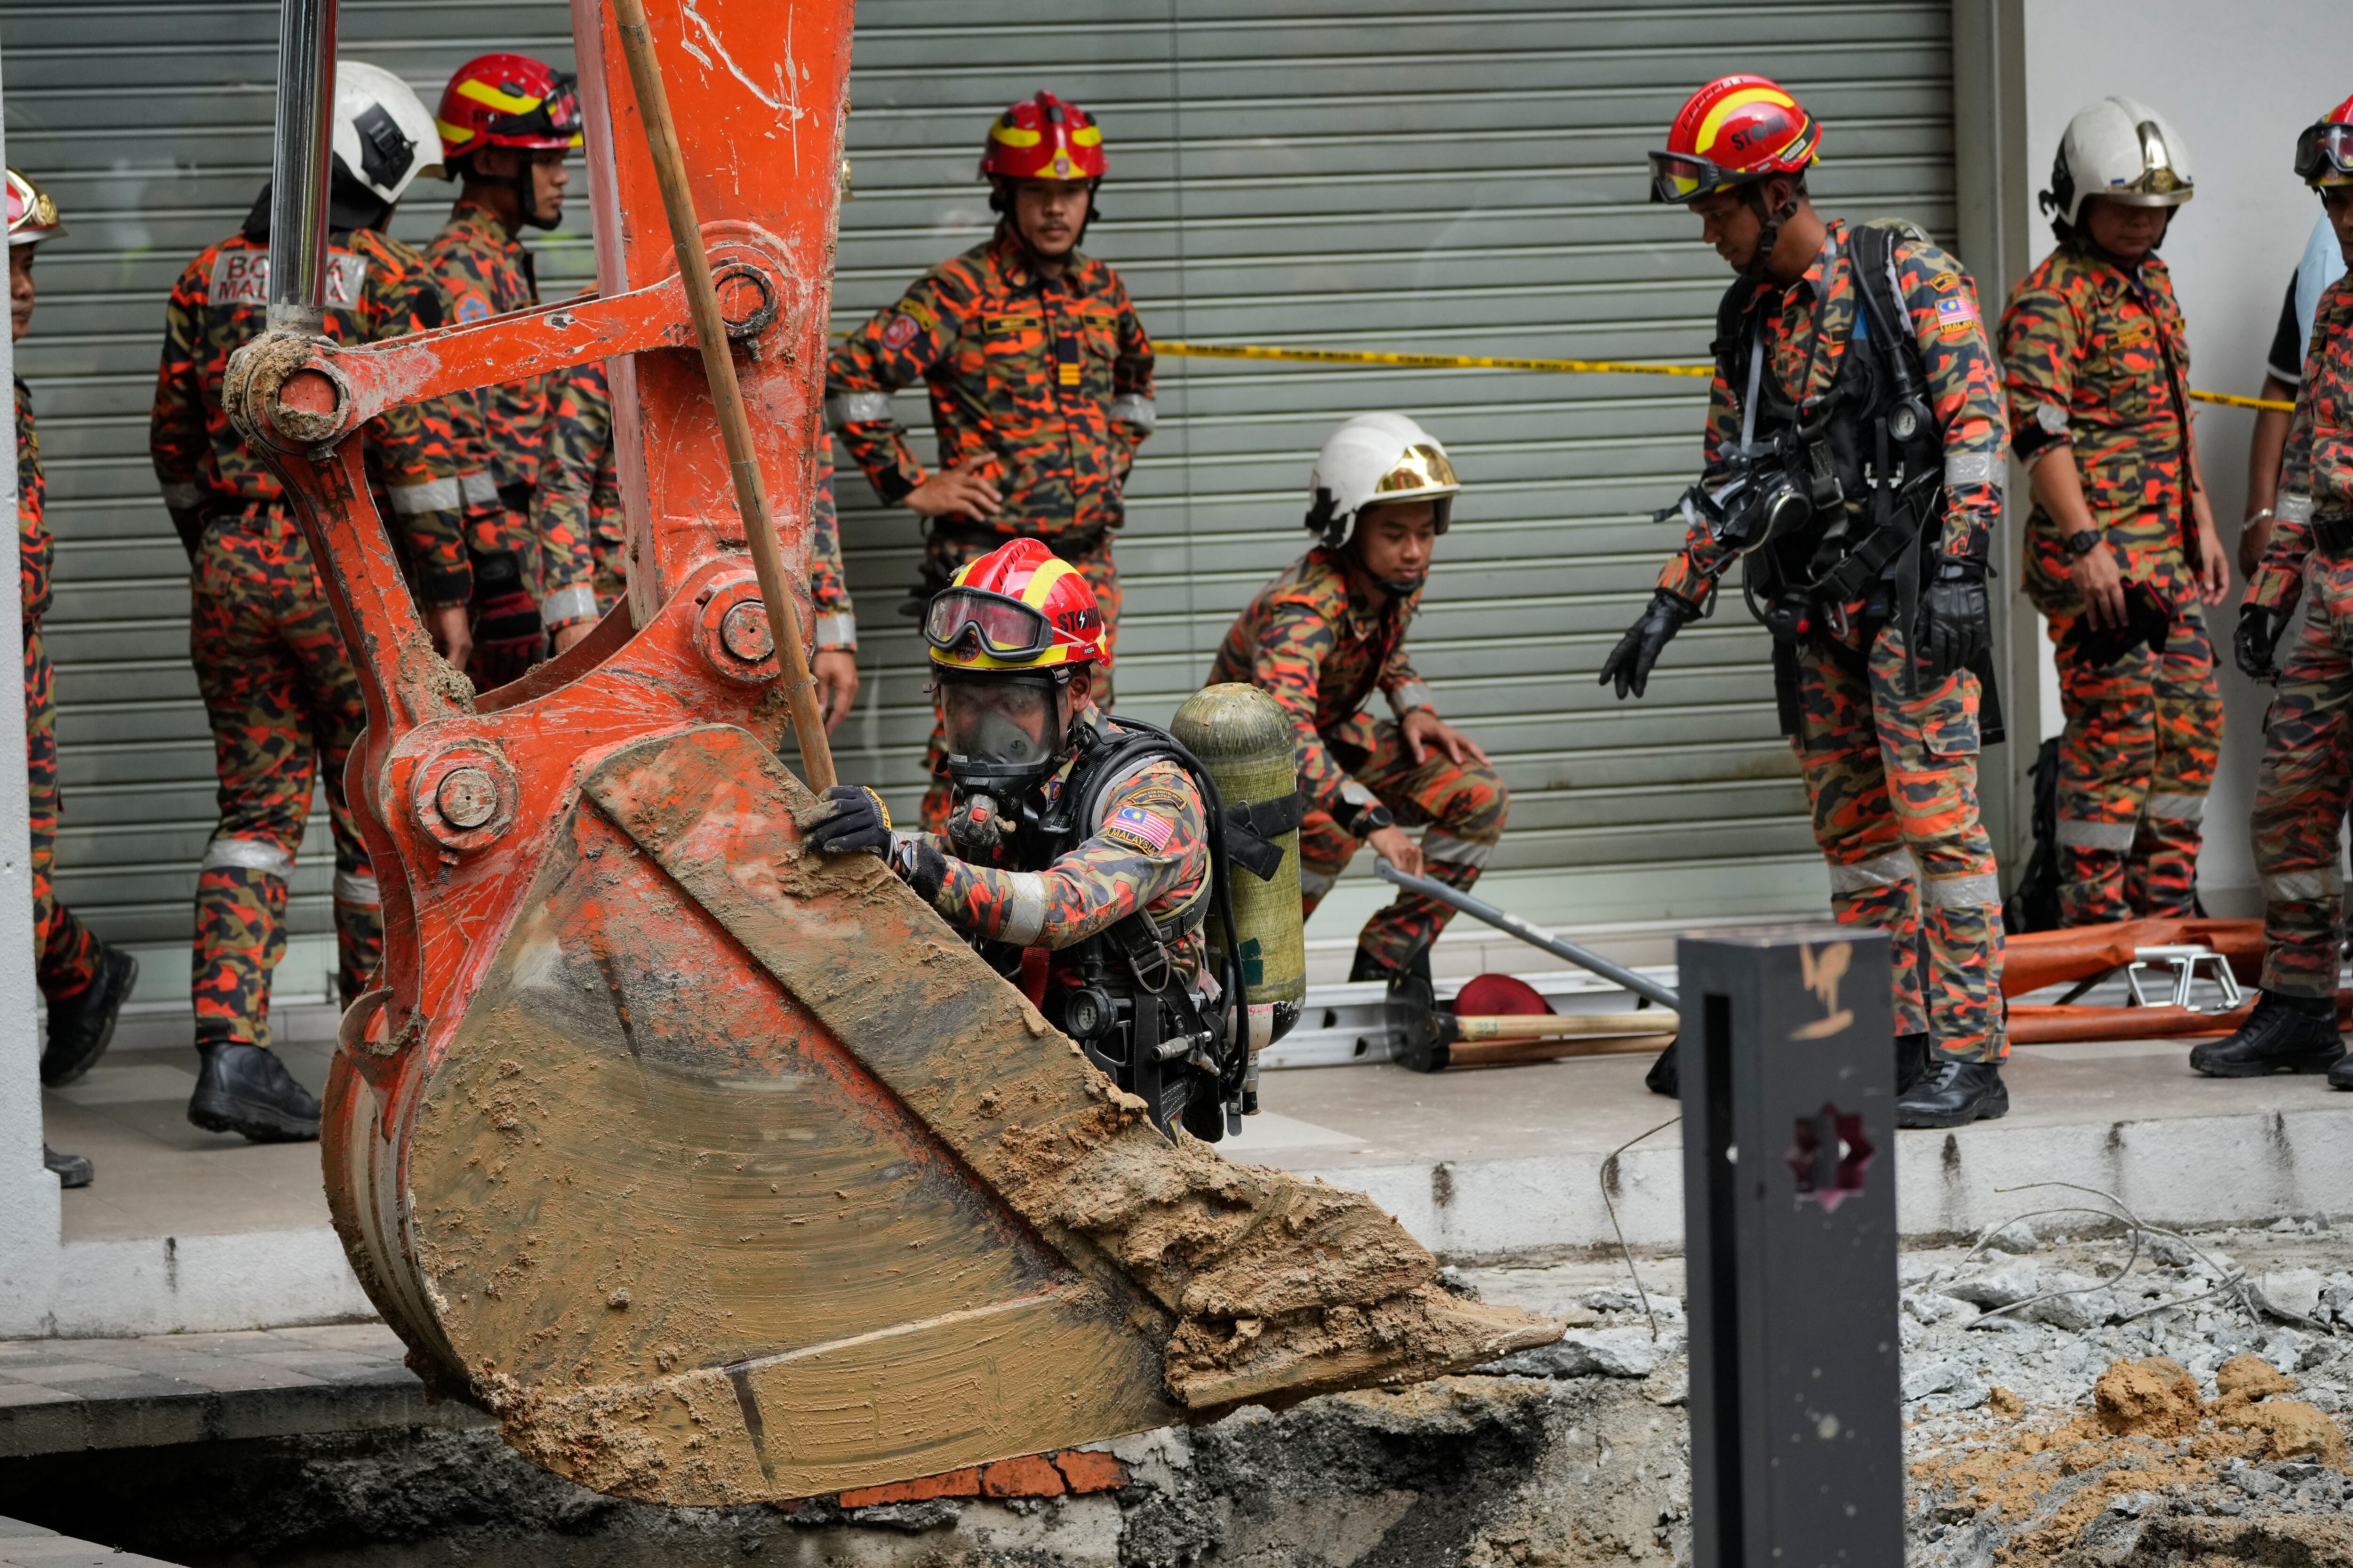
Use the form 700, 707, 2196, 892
267, 0, 337, 335
1679, 929, 1902, 1567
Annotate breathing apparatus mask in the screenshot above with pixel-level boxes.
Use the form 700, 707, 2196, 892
925, 578, 1095, 851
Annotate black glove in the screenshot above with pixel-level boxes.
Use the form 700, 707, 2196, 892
1916, 568, 1992, 681
1598, 589, 1698, 700
886, 834, 949, 901
2236, 605, 2289, 682
803, 784, 893, 855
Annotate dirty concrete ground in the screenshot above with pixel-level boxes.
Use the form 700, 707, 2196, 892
8, 1231, 2353, 1565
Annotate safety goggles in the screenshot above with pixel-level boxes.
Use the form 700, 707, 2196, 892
490, 75, 585, 147
2297, 121, 2353, 187
923, 585, 1054, 661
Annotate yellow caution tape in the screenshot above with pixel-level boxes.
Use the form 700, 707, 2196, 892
1153, 338, 2295, 413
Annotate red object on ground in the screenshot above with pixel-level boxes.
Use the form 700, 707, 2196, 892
1452, 972, 1552, 1016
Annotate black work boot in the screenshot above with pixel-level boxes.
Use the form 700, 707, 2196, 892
1644, 1039, 1679, 1099
188, 1042, 321, 1142
40, 946, 138, 1087
1354, 945, 1442, 1072
1896, 1058, 2009, 1129
1895, 1031, 1932, 1096
42, 1144, 92, 1189
2190, 992, 2343, 1079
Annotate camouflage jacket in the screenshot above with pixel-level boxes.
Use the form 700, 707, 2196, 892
1208, 545, 1433, 817
826, 226, 1154, 541
1656, 221, 2009, 605
16, 378, 48, 626
2248, 272, 2353, 615
149, 225, 476, 607
425, 199, 547, 496
2001, 243, 2200, 611
535, 359, 856, 648
912, 708, 1209, 978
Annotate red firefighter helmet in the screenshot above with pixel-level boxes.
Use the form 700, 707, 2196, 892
2295, 91, 2353, 188
436, 53, 584, 163
979, 91, 1107, 184
1648, 74, 1823, 205
924, 538, 1109, 673
6, 169, 64, 248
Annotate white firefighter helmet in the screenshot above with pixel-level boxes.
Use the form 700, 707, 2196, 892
333, 61, 444, 208
1305, 412, 1462, 548
2041, 96, 2194, 229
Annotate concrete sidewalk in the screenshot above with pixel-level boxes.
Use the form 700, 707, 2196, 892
0, 1515, 182, 1565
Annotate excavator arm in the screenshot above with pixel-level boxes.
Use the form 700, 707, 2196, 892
224, 0, 1558, 1506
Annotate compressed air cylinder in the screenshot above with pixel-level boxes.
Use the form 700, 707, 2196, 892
1172, 683, 1306, 1053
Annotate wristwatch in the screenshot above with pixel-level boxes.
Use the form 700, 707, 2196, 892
2065, 529, 2101, 557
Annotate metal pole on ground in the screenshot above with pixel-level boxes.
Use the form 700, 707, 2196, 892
1371, 859, 1681, 1012
1679, 929, 1902, 1565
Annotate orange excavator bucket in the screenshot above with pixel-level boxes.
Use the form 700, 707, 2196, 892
224, 0, 1556, 1506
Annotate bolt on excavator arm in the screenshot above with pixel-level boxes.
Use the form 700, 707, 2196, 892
223, 0, 1561, 1506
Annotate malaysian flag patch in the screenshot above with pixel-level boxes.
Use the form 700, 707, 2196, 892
1105, 803, 1176, 852
1935, 294, 1977, 340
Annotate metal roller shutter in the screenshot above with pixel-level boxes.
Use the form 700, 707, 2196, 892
832, 0, 1959, 939
3, 2, 593, 1000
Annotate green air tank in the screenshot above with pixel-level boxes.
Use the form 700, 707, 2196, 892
1172, 683, 1306, 1054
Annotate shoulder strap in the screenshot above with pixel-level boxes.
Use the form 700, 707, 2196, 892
1846, 224, 1930, 404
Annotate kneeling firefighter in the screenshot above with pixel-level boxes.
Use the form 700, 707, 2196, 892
1603, 74, 2014, 1129
802, 537, 1303, 1139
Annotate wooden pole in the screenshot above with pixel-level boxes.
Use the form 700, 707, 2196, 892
611, 0, 836, 791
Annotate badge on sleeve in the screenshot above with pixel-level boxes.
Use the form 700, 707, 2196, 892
1104, 803, 1176, 853
1935, 295, 1977, 340
456, 294, 493, 324
882, 312, 921, 350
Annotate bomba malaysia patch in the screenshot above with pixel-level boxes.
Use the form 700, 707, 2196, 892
1104, 803, 1176, 852
1935, 294, 1977, 340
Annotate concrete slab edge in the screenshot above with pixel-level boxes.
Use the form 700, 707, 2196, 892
1273, 1103, 2353, 1264
43, 1228, 373, 1339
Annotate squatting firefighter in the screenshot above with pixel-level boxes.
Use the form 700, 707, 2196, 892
536, 358, 862, 727
1207, 414, 1504, 997
2198, 93, 2353, 1082
1605, 75, 2012, 1128
803, 538, 1240, 1138
2001, 98, 2227, 929
428, 53, 598, 685
149, 63, 475, 1141
13, 170, 136, 1191
825, 90, 1155, 826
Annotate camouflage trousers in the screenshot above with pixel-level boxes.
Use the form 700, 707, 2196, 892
2044, 602, 2220, 924
920, 529, 1120, 831
189, 505, 382, 1046
1795, 622, 2006, 1062
2251, 552, 2353, 998
1297, 714, 1510, 973
25, 623, 101, 1000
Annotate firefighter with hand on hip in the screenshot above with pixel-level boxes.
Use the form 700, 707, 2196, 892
149, 64, 476, 1141
1208, 414, 1505, 999
1605, 75, 2013, 1129
2002, 98, 2226, 929
801, 539, 1246, 1138
2201, 94, 2353, 1082
13, 170, 138, 1188
826, 92, 1155, 828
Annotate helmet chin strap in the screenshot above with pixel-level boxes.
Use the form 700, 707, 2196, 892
1742, 181, 1801, 282
514, 162, 560, 232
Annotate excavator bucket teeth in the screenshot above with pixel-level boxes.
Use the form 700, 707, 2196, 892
340, 724, 1556, 1504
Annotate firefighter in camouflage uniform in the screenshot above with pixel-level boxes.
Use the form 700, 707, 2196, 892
1603, 76, 2013, 1128
149, 64, 477, 1142
803, 538, 1232, 1137
536, 356, 864, 727
2198, 92, 2353, 1082
427, 53, 597, 687
2001, 98, 2229, 929
826, 91, 1154, 827
13, 170, 136, 1189
1209, 414, 1505, 989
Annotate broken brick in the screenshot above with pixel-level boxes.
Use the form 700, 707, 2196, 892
837, 1466, 982, 1507
980, 1454, 1067, 1496
1053, 1450, 1128, 1493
